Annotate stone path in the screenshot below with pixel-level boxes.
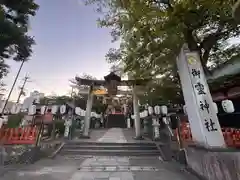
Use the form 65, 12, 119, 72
97, 128, 127, 143
0, 128, 200, 180
73, 128, 134, 180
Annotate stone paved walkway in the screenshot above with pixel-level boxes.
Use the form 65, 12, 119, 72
0, 128, 200, 180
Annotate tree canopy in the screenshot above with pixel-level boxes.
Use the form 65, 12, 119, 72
0, 0, 39, 78
86, 0, 240, 104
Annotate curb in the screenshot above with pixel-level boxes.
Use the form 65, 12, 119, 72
142, 135, 169, 161
48, 142, 65, 159
184, 166, 207, 180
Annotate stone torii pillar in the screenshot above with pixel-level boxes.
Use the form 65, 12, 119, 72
132, 85, 143, 139
82, 85, 94, 138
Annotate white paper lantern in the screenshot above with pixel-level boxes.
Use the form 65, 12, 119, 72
222, 99, 235, 113
41, 106, 46, 115
212, 102, 218, 114
183, 105, 187, 115
60, 105, 66, 114
148, 106, 154, 115
0, 118, 4, 129
52, 105, 58, 114
154, 105, 161, 115
79, 109, 84, 116
17, 104, 22, 112
10, 105, 16, 114
144, 110, 148, 117
123, 104, 127, 114
28, 105, 36, 115
96, 114, 101, 118
161, 105, 168, 115
11, 104, 21, 114
143, 112, 147, 118
75, 107, 81, 115
34, 96, 40, 104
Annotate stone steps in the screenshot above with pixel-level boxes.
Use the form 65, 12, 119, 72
59, 142, 161, 156
63, 145, 158, 150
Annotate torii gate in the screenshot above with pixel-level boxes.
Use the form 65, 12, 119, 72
75, 72, 152, 139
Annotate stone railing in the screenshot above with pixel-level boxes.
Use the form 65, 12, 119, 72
186, 144, 240, 180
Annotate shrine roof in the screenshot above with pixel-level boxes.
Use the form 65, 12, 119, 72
209, 73, 240, 92
75, 77, 105, 86
75, 76, 152, 86
207, 57, 240, 80
207, 57, 240, 91
104, 72, 121, 82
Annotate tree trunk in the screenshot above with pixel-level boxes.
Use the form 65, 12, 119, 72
183, 28, 211, 75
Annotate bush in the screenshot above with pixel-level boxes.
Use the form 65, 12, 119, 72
6, 113, 24, 128
55, 121, 65, 135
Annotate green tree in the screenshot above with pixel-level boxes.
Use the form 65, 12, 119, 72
0, 1, 39, 78
86, 0, 240, 103
139, 73, 183, 105
0, 81, 6, 93
86, 0, 240, 74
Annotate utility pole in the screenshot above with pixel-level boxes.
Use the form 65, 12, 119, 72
16, 75, 30, 103
1, 61, 24, 115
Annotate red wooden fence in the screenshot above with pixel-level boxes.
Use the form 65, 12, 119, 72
0, 126, 39, 145
176, 123, 240, 148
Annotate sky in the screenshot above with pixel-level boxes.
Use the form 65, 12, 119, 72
3, 0, 118, 101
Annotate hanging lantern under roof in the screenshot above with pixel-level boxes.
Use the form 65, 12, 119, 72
60, 105, 66, 114
41, 106, 46, 115
51, 105, 59, 114
28, 105, 36, 115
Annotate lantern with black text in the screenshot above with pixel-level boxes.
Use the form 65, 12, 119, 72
28, 105, 36, 115
60, 105, 67, 114
51, 105, 59, 115
222, 99, 235, 113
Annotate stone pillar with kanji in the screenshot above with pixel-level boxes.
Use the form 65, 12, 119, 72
176, 44, 225, 148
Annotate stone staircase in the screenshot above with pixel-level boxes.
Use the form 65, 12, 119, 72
59, 141, 161, 156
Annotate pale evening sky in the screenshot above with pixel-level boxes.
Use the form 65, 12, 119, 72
3, 0, 118, 101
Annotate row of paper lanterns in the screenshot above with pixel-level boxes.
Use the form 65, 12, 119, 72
132, 105, 168, 119
11, 100, 235, 116
134, 100, 235, 119
11, 104, 101, 118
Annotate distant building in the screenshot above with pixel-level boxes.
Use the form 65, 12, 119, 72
30, 91, 44, 98
22, 91, 45, 110
0, 100, 17, 114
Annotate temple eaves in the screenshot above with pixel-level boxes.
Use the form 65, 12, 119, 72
75, 76, 152, 86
